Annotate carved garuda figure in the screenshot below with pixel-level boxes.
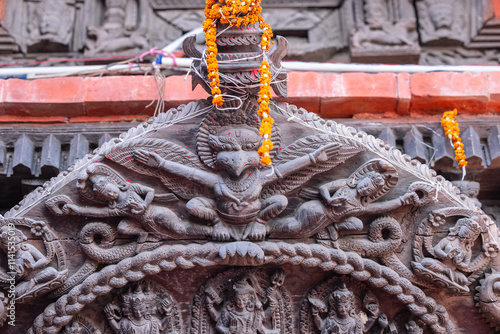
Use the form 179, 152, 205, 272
105, 99, 361, 241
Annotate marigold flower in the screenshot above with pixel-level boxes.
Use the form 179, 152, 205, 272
441, 108, 467, 168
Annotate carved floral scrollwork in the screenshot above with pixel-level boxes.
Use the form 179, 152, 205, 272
191, 268, 292, 334
104, 280, 181, 334
412, 208, 499, 293
0, 217, 68, 304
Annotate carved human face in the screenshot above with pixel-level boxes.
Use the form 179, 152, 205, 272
405, 321, 422, 334
212, 127, 262, 176
335, 300, 351, 318
131, 299, 147, 319
93, 179, 120, 200
234, 293, 250, 310
356, 174, 383, 197
39, 10, 60, 36
429, 4, 453, 29
63, 322, 83, 334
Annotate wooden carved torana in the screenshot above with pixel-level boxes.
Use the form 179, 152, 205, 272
1, 2, 500, 334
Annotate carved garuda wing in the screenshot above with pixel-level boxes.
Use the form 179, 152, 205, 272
261, 134, 362, 199
103, 138, 213, 200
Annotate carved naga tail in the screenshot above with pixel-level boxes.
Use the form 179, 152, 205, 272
51, 222, 161, 297
338, 216, 402, 257
78, 222, 159, 264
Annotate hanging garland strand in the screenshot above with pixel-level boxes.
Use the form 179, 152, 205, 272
203, 0, 275, 165
441, 108, 467, 171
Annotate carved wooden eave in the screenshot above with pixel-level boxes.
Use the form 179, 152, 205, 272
2, 6, 500, 334
1, 91, 499, 332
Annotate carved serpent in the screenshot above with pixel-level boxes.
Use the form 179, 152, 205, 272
27, 242, 454, 334
476, 271, 500, 331
338, 216, 402, 257
78, 222, 159, 264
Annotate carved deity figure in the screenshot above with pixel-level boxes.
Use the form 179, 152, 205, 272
206, 277, 278, 334
416, 0, 466, 44
0, 225, 64, 299
311, 283, 363, 334
419, 217, 481, 286
269, 159, 421, 238
46, 163, 209, 242
86, 0, 148, 55
27, 0, 74, 51
105, 282, 178, 334
351, 0, 417, 49
134, 124, 338, 241
405, 320, 423, 334
362, 291, 389, 334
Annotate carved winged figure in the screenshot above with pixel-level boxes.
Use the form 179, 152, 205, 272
108, 102, 361, 241
269, 159, 424, 239
46, 163, 209, 242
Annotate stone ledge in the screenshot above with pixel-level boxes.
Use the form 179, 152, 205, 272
1, 71, 500, 119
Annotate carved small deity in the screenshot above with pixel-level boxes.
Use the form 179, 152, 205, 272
61, 315, 98, 334
133, 107, 340, 241
416, 0, 466, 44
85, 0, 149, 55
311, 283, 363, 334
205, 271, 284, 334
104, 281, 179, 334
404, 320, 423, 334
27, 0, 74, 52
46, 163, 209, 241
362, 291, 389, 334
269, 159, 424, 239
0, 224, 66, 299
419, 217, 481, 286
351, 0, 417, 50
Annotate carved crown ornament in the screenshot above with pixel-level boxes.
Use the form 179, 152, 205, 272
0, 2, 499, 334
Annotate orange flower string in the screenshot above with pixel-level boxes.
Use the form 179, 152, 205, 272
441, 108, 467, 169
203, 0, 275, 165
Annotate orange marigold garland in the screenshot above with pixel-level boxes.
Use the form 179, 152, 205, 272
441, 108, 467, 171
203, 0, 275, 165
